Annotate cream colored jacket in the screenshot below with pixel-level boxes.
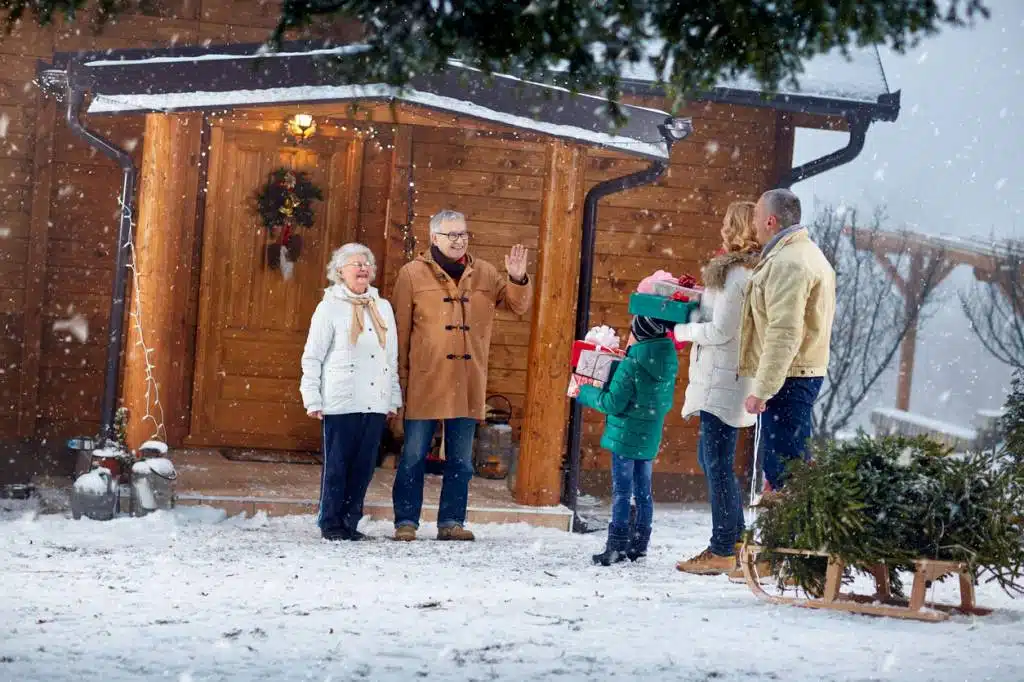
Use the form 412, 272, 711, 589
738, 228, 836, 400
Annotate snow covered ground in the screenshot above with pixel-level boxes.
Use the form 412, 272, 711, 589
2, 501, 1023, 682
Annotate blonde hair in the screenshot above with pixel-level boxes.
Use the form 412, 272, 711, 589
722, 201, 759, 253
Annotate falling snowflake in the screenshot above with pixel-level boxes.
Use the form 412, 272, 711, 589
53, 313, 89, 343
995, 178, 1007, 190
0, 227, 10, 238
58, 184, 75, 199
704, 141, 720, 155
917, 52, 929, 64
124, 138, 139, 152
873, 168, 885, 182
999, 107, 1008, 119
0, 114, 8, 139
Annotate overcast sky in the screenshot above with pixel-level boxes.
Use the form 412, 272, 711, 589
791, 0, 1023, 430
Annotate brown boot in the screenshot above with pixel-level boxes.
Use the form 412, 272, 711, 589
437, 525, 475, 541
393, 525, 417, 542
676, 548, 735, 575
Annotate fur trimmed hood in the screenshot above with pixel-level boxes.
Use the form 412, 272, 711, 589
701, 251, 760, 290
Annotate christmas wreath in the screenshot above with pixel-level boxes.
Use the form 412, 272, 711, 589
255, 168, 324, 276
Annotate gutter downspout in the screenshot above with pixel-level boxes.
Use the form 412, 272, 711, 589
777, 112, 869, 189
564, 117, 693, 533
65, 61, 139, 446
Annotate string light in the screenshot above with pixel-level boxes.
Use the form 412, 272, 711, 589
120, 196, 167, 445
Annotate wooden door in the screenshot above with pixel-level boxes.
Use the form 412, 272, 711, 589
188, 123, 363, 450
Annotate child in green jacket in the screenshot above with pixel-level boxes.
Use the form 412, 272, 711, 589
577, 315, 679, 565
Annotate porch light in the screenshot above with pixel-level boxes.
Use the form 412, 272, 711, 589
659, 116, 693, 142
287, 113, 316, 140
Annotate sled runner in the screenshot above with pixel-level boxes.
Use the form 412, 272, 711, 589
739, 544, 993, 622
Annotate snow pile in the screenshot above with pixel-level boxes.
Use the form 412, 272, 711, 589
132, 457, 176, 479
72, 467, 113, 496
138, 440, 169, 455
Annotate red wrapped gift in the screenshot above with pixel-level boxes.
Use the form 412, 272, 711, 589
568, 342, 625, 397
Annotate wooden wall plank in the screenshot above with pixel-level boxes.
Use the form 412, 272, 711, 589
16, 95, 56, 436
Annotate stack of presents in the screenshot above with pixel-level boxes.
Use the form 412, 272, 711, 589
568, 272, 703, 396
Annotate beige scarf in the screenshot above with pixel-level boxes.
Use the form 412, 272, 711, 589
345, 294, 388, 349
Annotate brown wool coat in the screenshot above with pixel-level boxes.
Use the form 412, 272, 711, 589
392, 252, 532, 420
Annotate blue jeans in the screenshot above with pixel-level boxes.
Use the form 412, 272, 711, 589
318, 412, 386, 536
697, 411, 745, 556
393, 418, 476, 529
760, 377, 824, 489
608, 454, 654, 551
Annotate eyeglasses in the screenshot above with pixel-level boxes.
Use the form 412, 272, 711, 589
342, 261, 372, 270
438, 231, 472, 243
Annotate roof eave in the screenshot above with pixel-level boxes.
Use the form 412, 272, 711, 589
618, 80, 901, 124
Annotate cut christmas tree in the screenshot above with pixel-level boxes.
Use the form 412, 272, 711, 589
743, 434, 1024, 621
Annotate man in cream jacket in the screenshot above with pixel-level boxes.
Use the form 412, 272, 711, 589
739, 189, 836, 493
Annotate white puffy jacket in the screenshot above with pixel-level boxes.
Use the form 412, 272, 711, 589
300, 284, 402, 415
674, 252, 758, 429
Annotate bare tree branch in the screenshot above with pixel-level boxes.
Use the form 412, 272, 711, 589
960, 241, 1024, 371
810, 205, 947, 438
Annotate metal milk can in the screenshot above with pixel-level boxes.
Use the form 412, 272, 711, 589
473, 395, 515, 479
130, 457, 177, 516
71, 467, 118, 521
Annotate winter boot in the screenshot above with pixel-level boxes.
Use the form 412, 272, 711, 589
393, 525, 417, 542
437, 525, 475, 541
347, 529, 374, 542
676, 548, 735, 575
627, 526, 652, 562
321, 529, 347, 542
593, 524, 629, 566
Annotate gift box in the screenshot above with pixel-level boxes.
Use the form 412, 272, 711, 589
649, 279, 703, 302
628, 292, 699, 324
568, 345, 625, 397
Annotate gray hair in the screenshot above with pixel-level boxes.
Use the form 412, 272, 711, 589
429, 209, 466, 234
761, 189, 802, 229
326, 242, 376, 285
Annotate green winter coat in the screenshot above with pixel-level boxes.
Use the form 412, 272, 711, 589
576, 337, 679, 460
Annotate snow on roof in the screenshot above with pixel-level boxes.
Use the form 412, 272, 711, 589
87, 84, 670, 159
610, 42, 890, 104
871, 407, 978, 442
83, 44, 370, 67
977, 408, 1008, 419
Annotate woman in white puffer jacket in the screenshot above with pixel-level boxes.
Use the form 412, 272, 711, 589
673, 201, 760, 576
300, 242, 402, 542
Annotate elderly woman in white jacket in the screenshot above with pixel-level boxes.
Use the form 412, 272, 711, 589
300, 243, 402, 541
674, 201, 761, 576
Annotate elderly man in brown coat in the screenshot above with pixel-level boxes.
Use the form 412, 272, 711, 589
391, 209, 532, 541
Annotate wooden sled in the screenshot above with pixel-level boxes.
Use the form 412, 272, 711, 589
740, 544, 993, 622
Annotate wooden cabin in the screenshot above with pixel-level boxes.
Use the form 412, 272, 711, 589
0, 3, 900, 506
